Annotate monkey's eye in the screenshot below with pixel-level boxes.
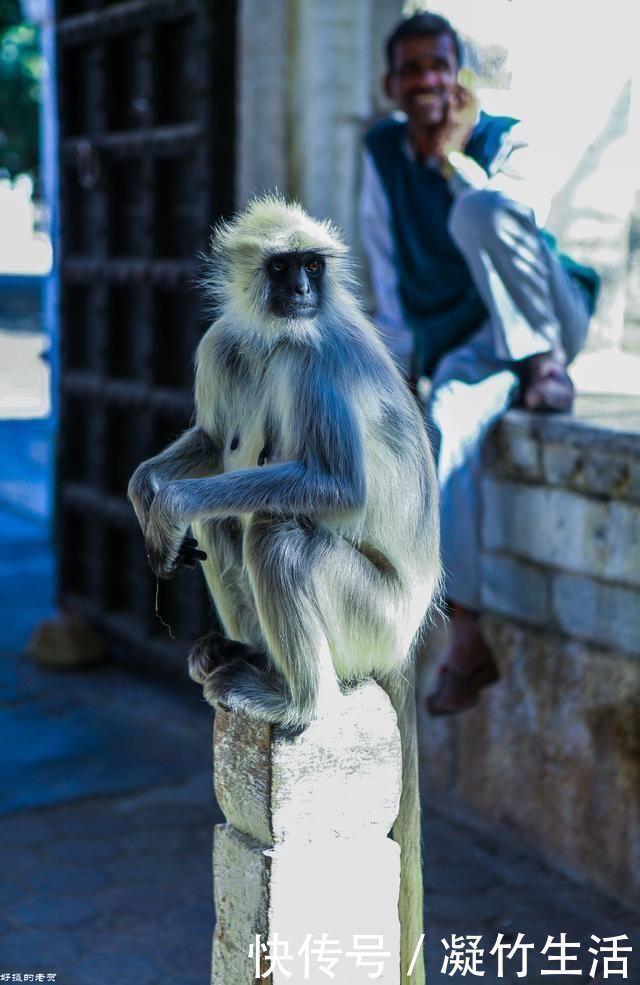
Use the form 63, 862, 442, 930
269, 259, 286, 274
305, 258, 323, 274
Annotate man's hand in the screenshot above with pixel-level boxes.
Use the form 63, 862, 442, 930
434, 84, 479, 165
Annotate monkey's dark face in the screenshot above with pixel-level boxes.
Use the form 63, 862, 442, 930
266, 251, 325, 319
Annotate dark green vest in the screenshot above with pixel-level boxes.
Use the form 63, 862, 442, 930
365, 113, 599, 377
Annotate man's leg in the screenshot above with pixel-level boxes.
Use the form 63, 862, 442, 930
426, 189, 591, 714
523, 238, 592, 409
448, 188, 590, 401
425, 326, 519, 714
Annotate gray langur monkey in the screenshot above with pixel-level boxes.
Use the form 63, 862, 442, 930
128, 196, 441, 985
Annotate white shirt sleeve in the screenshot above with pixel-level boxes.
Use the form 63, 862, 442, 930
359, 150, 414, 373
447, 121, 552, 226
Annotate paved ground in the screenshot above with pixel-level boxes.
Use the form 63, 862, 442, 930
1, 643, 638, 985
0, 498, 638, 985
0, 650, 219, 985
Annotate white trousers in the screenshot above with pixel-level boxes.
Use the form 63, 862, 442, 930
427, 189, 590, 610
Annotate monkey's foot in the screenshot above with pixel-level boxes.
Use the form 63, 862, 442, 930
202, 659, 306, 732
188, 632, 264, 684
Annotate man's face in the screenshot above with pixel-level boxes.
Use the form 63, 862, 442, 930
384, 33, 458, 128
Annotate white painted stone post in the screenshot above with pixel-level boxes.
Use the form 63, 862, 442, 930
211, 681, 403, 985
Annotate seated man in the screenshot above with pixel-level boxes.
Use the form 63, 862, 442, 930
360, 12, 598, 715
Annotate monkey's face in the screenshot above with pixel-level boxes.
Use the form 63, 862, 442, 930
384, 32, 458, 128
265, 251, 325, 320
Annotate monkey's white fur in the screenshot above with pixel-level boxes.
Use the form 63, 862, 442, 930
128, 195, 441, 985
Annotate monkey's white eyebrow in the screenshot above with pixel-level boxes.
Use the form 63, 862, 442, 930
265, 250, 331, 260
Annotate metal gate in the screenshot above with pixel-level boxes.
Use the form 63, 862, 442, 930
55, 0, 236, 670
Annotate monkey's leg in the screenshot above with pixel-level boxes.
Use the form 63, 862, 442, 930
203, 516, 342, 732
194, 517, 264, 645
190, 515, 275, 695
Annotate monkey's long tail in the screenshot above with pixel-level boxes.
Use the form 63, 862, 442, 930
380, 666, 425, 985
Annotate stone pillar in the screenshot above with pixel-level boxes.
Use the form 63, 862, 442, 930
286, 0, 373, 247
211, 681, 403, 984
235, 0, 290, 205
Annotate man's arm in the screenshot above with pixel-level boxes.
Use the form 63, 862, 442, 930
359, 151, 414, 376
426, 85, 551, 223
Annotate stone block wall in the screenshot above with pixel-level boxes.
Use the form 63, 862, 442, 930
419, 408, 640, 905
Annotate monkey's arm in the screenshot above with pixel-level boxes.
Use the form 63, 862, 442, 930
144, 379, 366, 578
128, 426, 221, 534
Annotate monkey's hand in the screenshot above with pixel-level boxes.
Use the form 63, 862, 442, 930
144, 481, 192, 579
127, 463, 160, 536
175, 536, 207, 570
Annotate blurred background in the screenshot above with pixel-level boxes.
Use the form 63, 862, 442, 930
0, 1, 638, 983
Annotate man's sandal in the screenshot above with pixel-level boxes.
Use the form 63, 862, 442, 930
426, 653, 500, 717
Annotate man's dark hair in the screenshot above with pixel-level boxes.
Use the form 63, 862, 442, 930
385, 12, 463, 71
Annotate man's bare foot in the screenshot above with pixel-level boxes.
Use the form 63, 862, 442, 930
426, 604, 500, 716
522, 350, 574, 413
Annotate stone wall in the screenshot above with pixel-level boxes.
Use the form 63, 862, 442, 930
419, 408, 640, 906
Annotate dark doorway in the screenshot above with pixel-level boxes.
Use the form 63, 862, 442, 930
55, 0, 236, 671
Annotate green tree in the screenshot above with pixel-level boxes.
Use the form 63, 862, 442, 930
0, 0, 43, 179
0, 0, 20, 26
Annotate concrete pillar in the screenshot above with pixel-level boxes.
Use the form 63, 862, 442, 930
286, 0, 373, 248
235, 0, 290, 205
211, 681, 403, 985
